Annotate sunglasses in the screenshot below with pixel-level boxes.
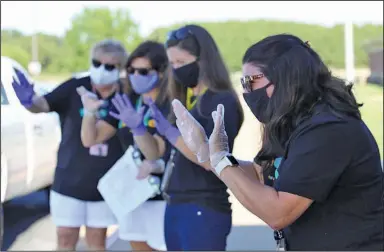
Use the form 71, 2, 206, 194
165, 27, 194, 47
92, 59, 117, 71
127, 67, 153, 76
240, 74, 265, 92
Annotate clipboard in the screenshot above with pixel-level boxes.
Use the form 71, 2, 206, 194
97, 146, 160, 220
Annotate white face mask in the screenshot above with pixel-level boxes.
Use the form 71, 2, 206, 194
89, 65, 120, 86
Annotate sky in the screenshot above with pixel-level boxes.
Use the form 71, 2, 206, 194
1, 1, 383, 37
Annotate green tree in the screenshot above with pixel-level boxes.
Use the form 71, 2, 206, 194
148, 20, 383, 72
1, 43, 30, 68
1, 30, 66, 73
63, 7, 142, 72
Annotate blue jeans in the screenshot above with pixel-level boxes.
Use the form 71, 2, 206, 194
164, 202, 232, 250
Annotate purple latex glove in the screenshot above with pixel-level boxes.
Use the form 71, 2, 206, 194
145, 97, 180, 145
109, 94, 147, 136
12, 68, 35, 108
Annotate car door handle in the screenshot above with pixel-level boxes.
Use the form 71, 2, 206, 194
33, 124, 43, 135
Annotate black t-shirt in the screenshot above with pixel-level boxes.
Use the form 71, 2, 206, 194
167, 90, 243, 213
44, 76, 125, 201
103, 95, 172, 201
269, 104, 384, 250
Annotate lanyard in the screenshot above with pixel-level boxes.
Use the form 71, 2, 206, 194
186, 87, 207, 111
135, 96, 152, 126
274, 230, 286, 251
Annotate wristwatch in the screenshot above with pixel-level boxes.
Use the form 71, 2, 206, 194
214, 154, 239, 176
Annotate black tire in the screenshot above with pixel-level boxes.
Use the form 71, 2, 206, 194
42, 185, 51, 205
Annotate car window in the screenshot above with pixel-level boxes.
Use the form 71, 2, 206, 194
1, 81, 9, 105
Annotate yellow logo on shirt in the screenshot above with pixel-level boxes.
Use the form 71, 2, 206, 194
118, 120, 156, 129
148, 119, 156, 128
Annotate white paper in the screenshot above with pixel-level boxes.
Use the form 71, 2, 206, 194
97, 146, 159, 220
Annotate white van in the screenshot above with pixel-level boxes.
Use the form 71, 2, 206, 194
1, 56, 60, 205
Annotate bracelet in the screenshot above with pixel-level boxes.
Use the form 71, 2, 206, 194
83, 109, 97, 117
155, 159, 166, 173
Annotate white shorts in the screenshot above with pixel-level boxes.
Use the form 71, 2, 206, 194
118, 200, 166, 251
50, 190, 116, 228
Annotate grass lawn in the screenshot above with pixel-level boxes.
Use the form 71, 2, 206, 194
353, 83, 383, 159
33, 72, 71, 83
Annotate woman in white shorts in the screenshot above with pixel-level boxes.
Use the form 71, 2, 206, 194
11, 39, 129, 250
79, 40, 171, 251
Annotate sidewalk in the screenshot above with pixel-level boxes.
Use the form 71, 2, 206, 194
8, 194, 275, 251
107, 194, 275, 251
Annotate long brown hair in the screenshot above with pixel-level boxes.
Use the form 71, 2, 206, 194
166, 24, 244, 123
243, 34, 362, 166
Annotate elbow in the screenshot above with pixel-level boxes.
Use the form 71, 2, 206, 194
247, 204, 291, 230
268, 220, 287, 231
82, 142, 93, 148
82, 140, 94, 148
81, 134, 95, 148
265, 215, 293, 231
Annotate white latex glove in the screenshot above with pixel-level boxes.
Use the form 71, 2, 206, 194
76, 86, 104, 113
209, 104, 230, 168
172, 99, 210, 163
136, 159, 165, 180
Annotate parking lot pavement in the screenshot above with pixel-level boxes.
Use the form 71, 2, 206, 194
108, 224, 275, 251
2, 191, 117, 251
4, 191, 275, 251
104, 193, 275, 251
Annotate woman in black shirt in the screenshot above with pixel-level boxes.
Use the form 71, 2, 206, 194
79, 41, 171, 251
173, 34, 384, 251
11, 39, 128, 250
109, 25, 244, 250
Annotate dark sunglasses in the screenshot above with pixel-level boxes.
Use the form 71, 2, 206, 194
165, 27, 194, 47
240, 74, 265, 92
127, 67, 153, 76
92, 59, 117, 71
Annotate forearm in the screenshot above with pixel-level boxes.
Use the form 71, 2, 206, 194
26, 95, 50, 113
219, 166, 283, 229
81, 115, 99, 147
237, 160, 262, 183
134, 132, 163, 160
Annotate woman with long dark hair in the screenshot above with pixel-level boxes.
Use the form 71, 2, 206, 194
109, 25, 244, 250
173, 34, 384, 250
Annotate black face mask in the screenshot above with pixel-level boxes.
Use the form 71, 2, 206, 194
243, 82, 273, 123
173, 61, 199, 88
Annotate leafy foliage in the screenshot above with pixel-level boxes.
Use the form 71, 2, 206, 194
1, 8, 382, 74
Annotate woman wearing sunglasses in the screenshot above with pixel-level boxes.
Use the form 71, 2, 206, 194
79, 40, 171, 251
110, 25, 244, 250
11, 39, 128, 250
172, 34, 384, 251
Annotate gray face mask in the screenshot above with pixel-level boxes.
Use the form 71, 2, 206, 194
90, 65, 120, 86
129, 72, 159, 94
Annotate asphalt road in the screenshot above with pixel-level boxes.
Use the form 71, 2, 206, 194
2, 190, 275, 251
1, 190, 50, 251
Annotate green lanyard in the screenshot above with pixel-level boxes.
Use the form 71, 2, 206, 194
136, 96, 152, 127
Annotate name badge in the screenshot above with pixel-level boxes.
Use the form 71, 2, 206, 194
89, 144, 109, 157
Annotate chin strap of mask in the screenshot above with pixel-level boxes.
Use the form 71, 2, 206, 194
186, 87, 208, 111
